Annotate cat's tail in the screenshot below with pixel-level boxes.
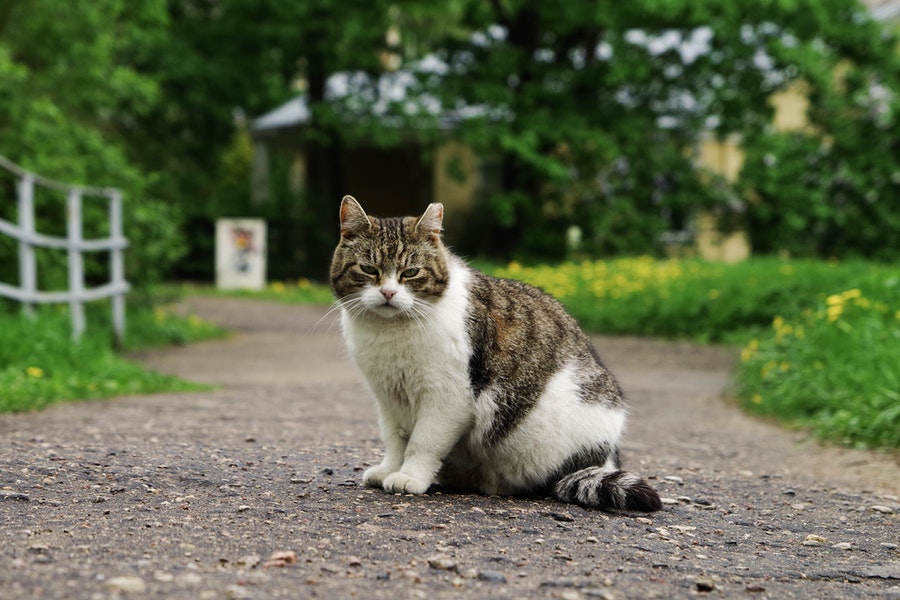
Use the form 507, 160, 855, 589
553, 466, 662, 512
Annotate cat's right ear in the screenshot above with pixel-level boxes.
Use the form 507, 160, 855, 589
339, 195, 371, 240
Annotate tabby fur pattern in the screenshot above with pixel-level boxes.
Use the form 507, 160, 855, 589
330, 196, 661, 512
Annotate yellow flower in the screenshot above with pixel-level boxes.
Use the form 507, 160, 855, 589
841, 288, 862, 300
826, 294, 844, 307
752, 394, 763, 405
772, 316, 793, 339
270, 282, 286, 294
297, 278, 311, 290
26, 366, 44, 378
826, 304, 843, 323
741, 339, 759, 362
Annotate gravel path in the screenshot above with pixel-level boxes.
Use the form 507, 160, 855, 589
1, 297, 897, 599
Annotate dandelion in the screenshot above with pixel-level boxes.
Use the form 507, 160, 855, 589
773, 316, 793, 339
26, 366, 44, 378
270, 281, 286, 294
826, 304, 843, 323
741, 339, 759, 362
297, 278, 311, 290
752, 394, 763, 405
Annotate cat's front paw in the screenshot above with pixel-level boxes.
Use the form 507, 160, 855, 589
382, 471, 431, 495
362, 465, 394, 488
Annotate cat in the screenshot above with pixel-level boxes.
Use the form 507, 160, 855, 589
330, 195, 661, 512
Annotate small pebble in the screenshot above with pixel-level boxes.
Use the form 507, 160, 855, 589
871, 505, 894, 514
427, 555, 458, 572
695, 577, 716, 592
105, 576, 147, 594
477, 569, 507, 583
663, 475, 684, 484
803, 534, 827, 546
832, 542, 853, 550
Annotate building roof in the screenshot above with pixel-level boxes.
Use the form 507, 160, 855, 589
862, 0, 900, 21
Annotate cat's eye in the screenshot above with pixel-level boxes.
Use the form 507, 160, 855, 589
400, 267, 420, 279
359, 264, 379, 276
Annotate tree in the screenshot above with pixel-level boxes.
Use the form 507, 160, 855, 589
417, 0, 900, 260
0, 0, 185, 290
126, 0, 396, 278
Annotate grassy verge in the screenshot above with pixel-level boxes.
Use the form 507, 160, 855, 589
185, 278, 335, 306
0, 297, 226, 414
735, 283, 899, 449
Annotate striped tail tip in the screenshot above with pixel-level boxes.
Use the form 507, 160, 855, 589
554, 467, 662, 512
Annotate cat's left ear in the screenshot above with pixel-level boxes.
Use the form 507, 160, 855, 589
416, 203, 443, 241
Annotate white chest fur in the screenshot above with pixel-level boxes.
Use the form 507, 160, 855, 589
341, 260, 473, 411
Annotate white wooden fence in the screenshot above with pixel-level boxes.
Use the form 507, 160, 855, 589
0, 155, 129, 345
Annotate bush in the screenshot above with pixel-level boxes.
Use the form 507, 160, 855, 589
736, 282, 900, 449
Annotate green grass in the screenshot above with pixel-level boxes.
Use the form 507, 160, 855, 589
186, 278, 335, 306
0, 298, 226, 413
735, 283, 900, 449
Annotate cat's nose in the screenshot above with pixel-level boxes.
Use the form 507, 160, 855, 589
381, 288, 397, 301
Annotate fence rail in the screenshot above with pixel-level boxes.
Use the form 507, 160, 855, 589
0, 155, 129, 345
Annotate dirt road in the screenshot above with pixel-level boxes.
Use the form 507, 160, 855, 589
1, 297, 897, 599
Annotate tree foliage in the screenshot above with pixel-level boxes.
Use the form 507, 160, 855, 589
0, 0, 183, 291
421, 0, 900, 260
1, 0, 899, 288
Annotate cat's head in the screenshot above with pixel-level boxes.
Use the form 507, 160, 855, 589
330, 196, 450, 320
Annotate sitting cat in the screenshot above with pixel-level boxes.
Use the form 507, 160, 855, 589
330, 196, 661, 512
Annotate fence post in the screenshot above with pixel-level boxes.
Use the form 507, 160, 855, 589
109, 190, 126, 348
17, 174, 36, 317
67, 189, 86, 340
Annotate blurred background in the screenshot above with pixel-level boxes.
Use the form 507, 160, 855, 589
2, 0, 900, 284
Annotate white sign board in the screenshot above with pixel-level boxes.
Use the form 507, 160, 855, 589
215, 219, 267, 290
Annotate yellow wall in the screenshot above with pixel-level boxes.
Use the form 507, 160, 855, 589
693, 134, 751, 262
691, 79, 812, 262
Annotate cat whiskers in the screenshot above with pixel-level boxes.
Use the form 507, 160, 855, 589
406, 298, 441, 330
